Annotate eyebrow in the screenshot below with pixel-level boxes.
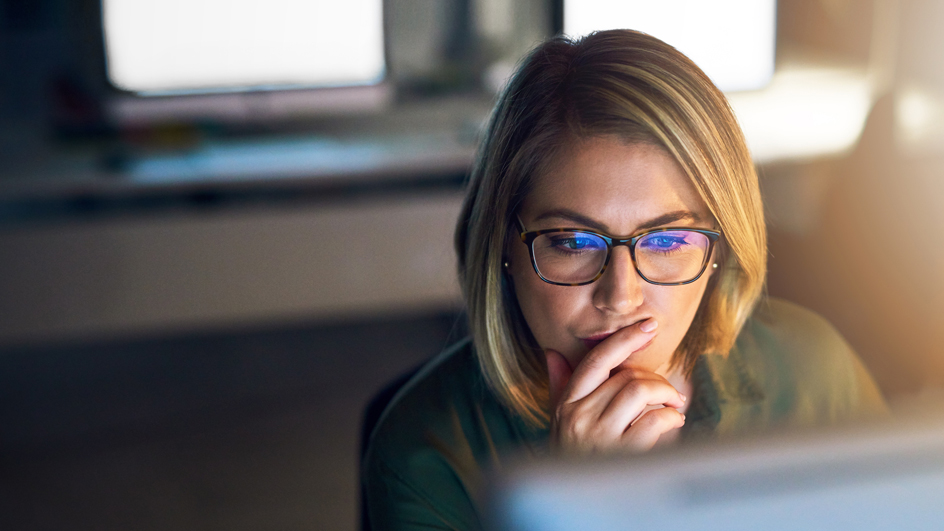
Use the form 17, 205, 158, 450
531, 208, 702, 233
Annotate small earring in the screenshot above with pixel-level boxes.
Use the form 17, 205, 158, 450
712, 263, 718, 269
504, 261, 510, 268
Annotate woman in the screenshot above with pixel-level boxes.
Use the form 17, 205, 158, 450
363, 29, 886, 530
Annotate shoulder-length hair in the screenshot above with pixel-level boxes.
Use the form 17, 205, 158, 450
454, 30, 766, 426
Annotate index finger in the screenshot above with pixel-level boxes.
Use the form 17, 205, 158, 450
560, 318, 658, 404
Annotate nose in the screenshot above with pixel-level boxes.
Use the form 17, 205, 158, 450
592, 245, 645, 314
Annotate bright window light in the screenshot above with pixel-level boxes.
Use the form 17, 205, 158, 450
727, 66, 873, 163
896, 83, 944, 155
564, 0, 776, 92
103, 0, 385, 95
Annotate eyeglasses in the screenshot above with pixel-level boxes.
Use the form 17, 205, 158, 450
516, 217, 721, 286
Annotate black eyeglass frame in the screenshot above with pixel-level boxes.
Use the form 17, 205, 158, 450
516, 218, 721, 287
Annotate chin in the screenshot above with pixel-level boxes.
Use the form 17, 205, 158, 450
623, 337, 672, 373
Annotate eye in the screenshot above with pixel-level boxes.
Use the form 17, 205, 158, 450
650, 236, 682, 248
638, 232, 690, 253
554, 234, 601, 250
541, 231, 607, 254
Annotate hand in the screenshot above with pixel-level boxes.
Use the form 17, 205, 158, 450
545, 319, 687, 454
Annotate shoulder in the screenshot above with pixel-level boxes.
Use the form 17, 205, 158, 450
731, 297, 888, 425
739, 297, 853, 372
367, 338, 497, 459
363, 338, 539, 530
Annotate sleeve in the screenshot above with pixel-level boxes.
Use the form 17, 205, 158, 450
756, 298, 890, 425
817, 329, 889, 421
360, 340, 520, 531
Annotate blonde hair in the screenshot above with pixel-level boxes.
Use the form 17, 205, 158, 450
454, 30, 766, 426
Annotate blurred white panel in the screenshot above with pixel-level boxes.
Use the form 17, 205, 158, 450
493, 413, 944, 531
728, 66, 873, 163
564, 0, 776, 92
104, 0, 385, 94
895, 83, 944, 156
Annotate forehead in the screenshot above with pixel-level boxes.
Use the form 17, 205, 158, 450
522, 136, 710, 233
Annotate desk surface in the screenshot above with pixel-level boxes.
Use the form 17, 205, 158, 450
0, 95, 490, 211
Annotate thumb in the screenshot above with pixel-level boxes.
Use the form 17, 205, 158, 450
545, 349, 573, 407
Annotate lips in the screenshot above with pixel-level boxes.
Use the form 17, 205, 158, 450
581, 333, 613, 350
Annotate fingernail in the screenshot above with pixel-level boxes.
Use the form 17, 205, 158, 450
681, 414, 686, 422
680, 394, 687, 402
639, 319, 658, 333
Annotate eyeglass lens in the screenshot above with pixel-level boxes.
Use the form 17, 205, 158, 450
530, 230, 711, 284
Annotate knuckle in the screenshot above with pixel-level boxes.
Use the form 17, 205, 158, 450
570, 414, 594, 436
642, 408, 679, 430
555, 401, 577, 421
622, 378, 647, 396
560, 422, 582, 445
568, 400, 596, 420
609, 369, 636, 386
634, 411, 661, 430
554, 406, 584, 435
555, 407, 609, 449
620, 367, 645, 380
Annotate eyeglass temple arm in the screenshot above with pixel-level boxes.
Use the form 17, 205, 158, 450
514, 214, 527, 236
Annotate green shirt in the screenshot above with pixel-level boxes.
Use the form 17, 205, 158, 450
363, 298, 888, 530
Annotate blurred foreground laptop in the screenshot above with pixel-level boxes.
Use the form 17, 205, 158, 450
488, 406, 944, 530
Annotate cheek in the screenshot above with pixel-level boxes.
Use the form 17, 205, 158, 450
622, 277, 710, 358
651, 278, 710, 342
508, 246, 585, 349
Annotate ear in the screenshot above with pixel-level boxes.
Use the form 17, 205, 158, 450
502, 258, 513, 276
502, 217, 522, 277
706, 241, 724, 278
